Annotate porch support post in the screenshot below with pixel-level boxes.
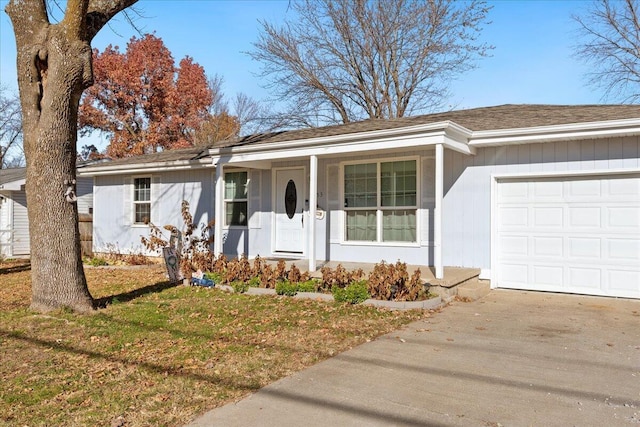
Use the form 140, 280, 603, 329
214, 160, 224, 256
434, 143, 444, 279
308, 155, 318, 272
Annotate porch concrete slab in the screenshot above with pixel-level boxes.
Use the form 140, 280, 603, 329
456, 278, 491, 301
186, 290, 640, 427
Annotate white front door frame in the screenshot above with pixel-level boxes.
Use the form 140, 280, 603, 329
272, 166, 307, 255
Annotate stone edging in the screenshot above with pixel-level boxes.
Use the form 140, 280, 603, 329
212, 286, 443, 310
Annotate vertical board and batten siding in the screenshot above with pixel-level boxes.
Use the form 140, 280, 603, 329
76, 177, 94, 215
11, 191, 29, 256
442, 136, 640, 270
93, 169, 213, 255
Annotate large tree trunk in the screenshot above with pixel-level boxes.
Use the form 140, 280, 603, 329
18, 25, 94, 312
6, 0, 138, 312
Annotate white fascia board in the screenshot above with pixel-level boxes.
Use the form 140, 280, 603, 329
212, 121, 472, 158
213, 122, 474, 164
214, 133, 450, 164
78, 160, 212, 177
0, 179, 25, 191
470, 118, 640, 147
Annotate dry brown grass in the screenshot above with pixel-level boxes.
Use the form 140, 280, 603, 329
0, 261, 430, 426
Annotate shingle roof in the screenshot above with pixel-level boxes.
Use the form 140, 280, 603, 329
0, 167, 25, 186
85, 104, 640, 167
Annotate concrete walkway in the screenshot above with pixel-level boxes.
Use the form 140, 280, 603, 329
187, 290, 640, 426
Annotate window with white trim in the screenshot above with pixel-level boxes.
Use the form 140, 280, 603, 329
224, 171, 248, 226
133, 177, 151, 224
344, 159, 417, 242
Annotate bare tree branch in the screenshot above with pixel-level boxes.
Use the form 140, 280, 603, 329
574, 0, 640, 103
250, 0, 492, 125
0, 86, 23, 169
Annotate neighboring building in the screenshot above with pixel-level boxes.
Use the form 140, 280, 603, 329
0, 167, 93, 258
80, 105, 640, 299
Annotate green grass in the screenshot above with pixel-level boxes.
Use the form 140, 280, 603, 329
0, 264, 428, 427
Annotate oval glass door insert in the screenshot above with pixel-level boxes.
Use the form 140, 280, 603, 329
285, 179, 297, 219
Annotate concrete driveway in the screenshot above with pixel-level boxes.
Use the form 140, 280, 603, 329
187, 290, 640, 426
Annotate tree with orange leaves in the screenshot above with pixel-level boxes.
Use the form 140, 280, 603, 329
79, 34, 213, 158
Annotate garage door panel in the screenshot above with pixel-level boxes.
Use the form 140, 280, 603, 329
533, 181, 562, 197
496, 174, 640, 299
533, 236, 563, 257
607, 207, 640, 228
609, 270, 640, 294
532, 265, 564, 286
500, 235, 528, 256
568, 179, 601, 197
533, 207, 563, 227
500, 207, 528, 226
608, 177, 640, 195
500, 264, 529, 285
568, 268, 601, 289
568, 237, 601, 259
569, 207, 601, 227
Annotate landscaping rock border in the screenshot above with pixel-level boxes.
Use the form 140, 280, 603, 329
240, 287, 443, 310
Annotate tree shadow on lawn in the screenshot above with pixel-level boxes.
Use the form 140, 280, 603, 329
0, 261, 31, 275
0, 328, 261, 393
94, 279, 181, 309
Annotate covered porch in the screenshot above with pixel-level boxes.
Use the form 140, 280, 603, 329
210, 121, 476, 279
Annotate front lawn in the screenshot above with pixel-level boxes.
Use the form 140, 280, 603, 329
0, 262, 430, 426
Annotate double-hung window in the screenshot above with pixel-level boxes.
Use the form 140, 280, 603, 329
344, 159, 417, 243
224, 171, 248, 226
133, 177, 151, 224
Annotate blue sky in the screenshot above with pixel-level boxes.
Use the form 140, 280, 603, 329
1, 0, 603, 118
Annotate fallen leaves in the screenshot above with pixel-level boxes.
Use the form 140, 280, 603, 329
0, 264, 428, 427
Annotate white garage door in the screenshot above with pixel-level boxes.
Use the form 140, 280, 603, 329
495, 173, 640, 299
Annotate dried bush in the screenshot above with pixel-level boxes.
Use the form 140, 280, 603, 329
320, 264, 364, 291
367, 261, 426, 301
140, 200, 214, 278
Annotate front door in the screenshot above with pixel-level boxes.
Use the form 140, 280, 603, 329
274, 168, 305, 253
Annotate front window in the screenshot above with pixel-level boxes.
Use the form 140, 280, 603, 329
133, 177, 151, 224
344, 159, 417, 242
224, 171, 248, 226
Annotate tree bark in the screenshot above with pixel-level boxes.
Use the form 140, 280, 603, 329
6, 0, 138, 312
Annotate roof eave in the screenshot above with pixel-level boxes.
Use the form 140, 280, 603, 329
78, 159, 212, 176
210, 120, 473, 159
469, 118, 640, 147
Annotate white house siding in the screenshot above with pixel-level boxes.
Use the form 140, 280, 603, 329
0, 193, 12, 257
11, 190, 29, 256
93, 169, 213, 255
442, 136, 640, 270
76, 177, 94, 215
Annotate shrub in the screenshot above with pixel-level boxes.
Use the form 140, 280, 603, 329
248, 276, 261, 288
296, 279, 318, 293
275, 280, 298, 296
204, 271, 223, 284
230, 280, 249, 293
87, 256, 108, 267
333, 280, 370, 304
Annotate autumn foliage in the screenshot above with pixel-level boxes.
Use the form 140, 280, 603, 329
79, 34, 213, 158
